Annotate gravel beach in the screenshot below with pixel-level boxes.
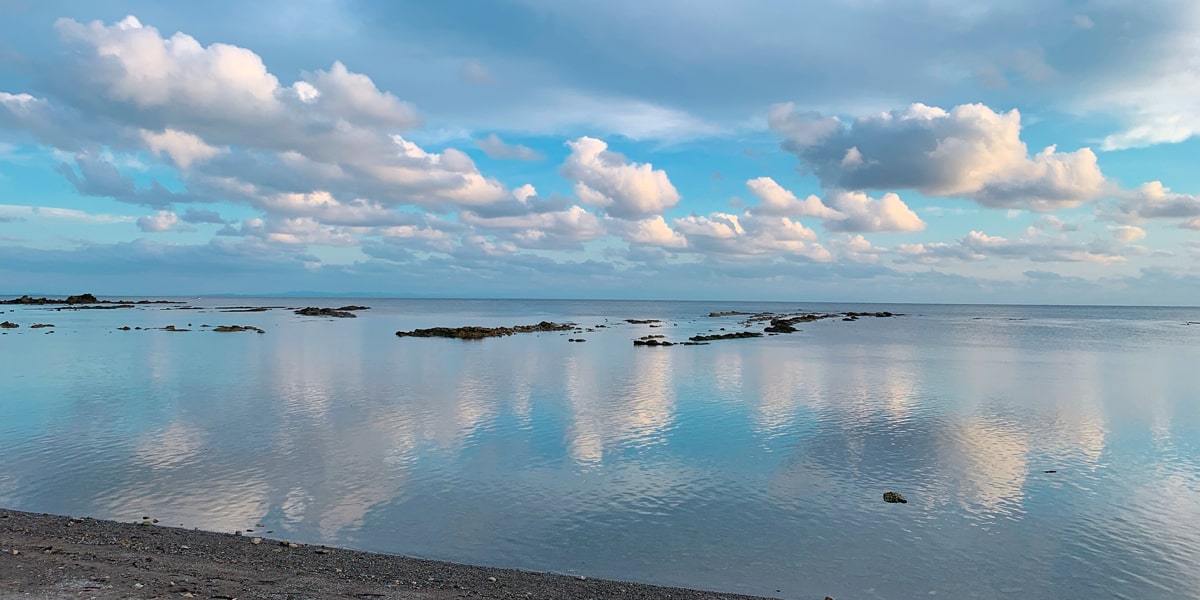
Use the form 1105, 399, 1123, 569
0, 508, 780, 600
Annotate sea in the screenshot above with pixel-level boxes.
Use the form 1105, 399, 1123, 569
1, 297, 1198, 599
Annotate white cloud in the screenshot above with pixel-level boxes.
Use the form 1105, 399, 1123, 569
617, 216, 688, 249
561, 137, 680, 219
672, 212, 830, 260
460, 205, 605, 250
769, 102, 1106, 212
1085, 6, 1200, 149
140, 129, 223, 169
474, 134, 544, 161
136, 210, 183, 232
745, 177, 839, 219
743, 178, 924, 233
823, 190, 926, 233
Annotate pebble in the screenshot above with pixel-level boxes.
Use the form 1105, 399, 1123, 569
10, 549, 19, 555
133, 583, 144, 589
487, 577, 497, 583
251, 538, 262, 545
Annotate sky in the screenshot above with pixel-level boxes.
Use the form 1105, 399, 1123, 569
1, 0, 1199, 304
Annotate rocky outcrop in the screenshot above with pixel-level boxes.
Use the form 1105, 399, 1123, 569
336, 305, 371, 311
29, 323, 54, 329
295, 307, 357, 318
396, 321, 575, 340
633, 338, 674, 346
1, 293, 179, 306
688, 332, 763, 342
883, 492, 908, 504
0, 321, 18, 328
213, 325, 266, 333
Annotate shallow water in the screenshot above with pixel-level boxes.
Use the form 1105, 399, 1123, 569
1, 298, 1198, 599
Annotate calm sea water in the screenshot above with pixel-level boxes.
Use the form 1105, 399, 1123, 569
1, 298, 1198, 599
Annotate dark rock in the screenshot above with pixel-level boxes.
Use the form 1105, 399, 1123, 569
707, 311, 751, 317
688, 332, 763, 342
295, 307, 357, 318
883, 492, 907, 504
161, 325, 190, 332
117, 326, 131, 331
396, 321, 575, 340
0, 321, 18, 328
625, 319, 663, 324
65, 293, 98, 304
633, 339, 674, 346
335, 305, 370, 311
212, 325, 266, 334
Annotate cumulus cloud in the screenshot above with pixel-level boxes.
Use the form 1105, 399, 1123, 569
769, 102, 1106, 212
561, 137, 680, 219
672, 212, 830, 261
1114, 182, 1200, 227
745, 177, 839, 219
823, 190, 926, 233
474, 134, 544, 161
1, 16, 516, 223
460, 205, 605, 250
743, 178, 924, 233
136, 210, 184, 232
180, 208, 228, 225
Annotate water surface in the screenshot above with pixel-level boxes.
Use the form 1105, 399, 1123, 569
1, 298, 1198, 599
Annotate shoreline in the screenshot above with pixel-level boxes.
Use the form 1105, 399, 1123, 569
0, 508, 780, 600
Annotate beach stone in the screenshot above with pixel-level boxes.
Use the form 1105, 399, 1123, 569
251, 537, 262, 545
883, 491, 908, 504
488, 576, 497, 582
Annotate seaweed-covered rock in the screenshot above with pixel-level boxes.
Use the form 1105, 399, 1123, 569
396, 321, 575, 340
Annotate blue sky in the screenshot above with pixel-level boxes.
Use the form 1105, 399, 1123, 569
1, 0, 1199, 303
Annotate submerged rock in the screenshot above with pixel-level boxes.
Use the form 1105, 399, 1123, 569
396, 321, 575, 340
883, 491, 908, 504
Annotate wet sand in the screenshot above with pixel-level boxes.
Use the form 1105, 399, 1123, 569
0, 508, 779, 600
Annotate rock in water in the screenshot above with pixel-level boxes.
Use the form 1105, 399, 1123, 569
883, 491, 908, 504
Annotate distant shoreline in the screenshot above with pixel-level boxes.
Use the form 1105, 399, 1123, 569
0, 507, 777, 600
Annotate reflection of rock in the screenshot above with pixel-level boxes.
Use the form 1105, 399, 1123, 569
213, 325, 266, 334
1, 321, 18, 328
883, 491, 908, 503
295, 307, 357, 318
395, 321, 575, 340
